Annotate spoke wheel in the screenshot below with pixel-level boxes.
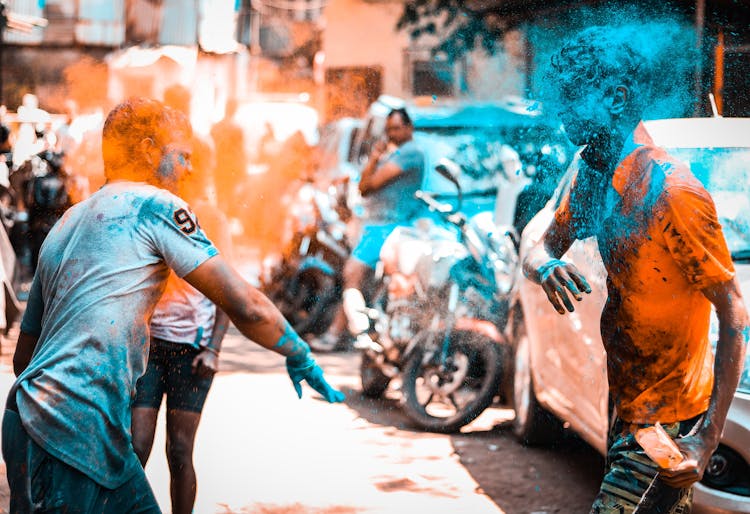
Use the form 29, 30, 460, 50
401, 330, 503, 433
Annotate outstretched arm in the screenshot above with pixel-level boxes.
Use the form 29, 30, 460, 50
662, 277, 748, 487
183, 256, 345, 402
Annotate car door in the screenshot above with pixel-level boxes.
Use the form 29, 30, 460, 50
518, 158, 609, 453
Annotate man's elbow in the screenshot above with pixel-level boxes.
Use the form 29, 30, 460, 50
222, 288, 275, 326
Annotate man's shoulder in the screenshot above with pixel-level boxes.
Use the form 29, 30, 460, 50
390, 140, 425, 170
631, 147, 711, 211
630, 145, 697, 190
397, 139, 424, 155
102, 182, 190, 222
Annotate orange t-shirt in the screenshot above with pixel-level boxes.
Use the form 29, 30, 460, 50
555, 123, 735, 424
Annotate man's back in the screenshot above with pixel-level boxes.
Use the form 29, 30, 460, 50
13, 181, 217, 488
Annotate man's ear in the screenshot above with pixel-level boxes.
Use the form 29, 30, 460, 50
610, 85, 629, 116
138, 137, 158, 167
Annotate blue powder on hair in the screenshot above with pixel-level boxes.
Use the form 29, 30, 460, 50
528, 4, 698, 121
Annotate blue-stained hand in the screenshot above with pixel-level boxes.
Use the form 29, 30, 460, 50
286, 355, 346, 403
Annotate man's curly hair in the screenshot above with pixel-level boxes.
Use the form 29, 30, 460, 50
102, 97, 192, 179
550, 26, 648, 110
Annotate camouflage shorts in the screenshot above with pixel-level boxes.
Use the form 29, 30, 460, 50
590, 414, 703, 514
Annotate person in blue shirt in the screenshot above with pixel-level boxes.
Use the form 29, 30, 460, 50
3, 97, 344, 513
311, 108, 425, 352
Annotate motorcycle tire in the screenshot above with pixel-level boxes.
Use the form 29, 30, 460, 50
401, 331, 503, 433
360, 351, 391, 399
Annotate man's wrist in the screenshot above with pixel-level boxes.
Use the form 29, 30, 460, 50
274, 322, 311, 363
200, 344, 220, 356
536, 258, 565, 282
696, 419, 722, 449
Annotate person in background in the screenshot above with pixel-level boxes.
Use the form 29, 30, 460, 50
4, 97, 344, 513
522, 26, 748, 513
310, 108, 425, 352
130, 86, 231, 514
210, 98, 247, 218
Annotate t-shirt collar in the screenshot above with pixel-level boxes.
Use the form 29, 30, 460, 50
611, 121, 654, 194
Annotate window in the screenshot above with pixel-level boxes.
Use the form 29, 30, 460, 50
77, 0, 125, 46
411, 59, 455, 96
403, 47, 464, 97
3, 0, 125, 46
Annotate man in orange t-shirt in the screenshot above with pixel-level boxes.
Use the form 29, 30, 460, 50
523, 26, 748, 513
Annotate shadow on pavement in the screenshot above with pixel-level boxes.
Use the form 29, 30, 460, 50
217, 503, 365, 514
338, 386, 417, 432
451, 422, 604, 514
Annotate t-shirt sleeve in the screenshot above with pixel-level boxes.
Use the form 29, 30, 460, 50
140, 193, 219, 278
389, 143, 424, 174
658, 184, 735, 289
20, 273, 44, 336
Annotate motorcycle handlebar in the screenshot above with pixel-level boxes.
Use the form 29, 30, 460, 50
414, 190, 466, 227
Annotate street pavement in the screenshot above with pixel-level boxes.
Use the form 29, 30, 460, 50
140, 330, 507, 513
0, 330, 507, 514
0, 246, 511, 514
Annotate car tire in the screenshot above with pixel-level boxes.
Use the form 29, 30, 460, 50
512, 321, 563, 445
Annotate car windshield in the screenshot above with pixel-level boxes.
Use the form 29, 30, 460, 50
417, 124, 568, 187
418, 127, 507, 181
668, 147, 750, 258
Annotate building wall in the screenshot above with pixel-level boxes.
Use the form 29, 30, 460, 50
2, 46, 111, 111
321, 0, 410, 97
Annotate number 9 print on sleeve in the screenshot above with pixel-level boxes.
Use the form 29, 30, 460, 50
173, 208, 197, 234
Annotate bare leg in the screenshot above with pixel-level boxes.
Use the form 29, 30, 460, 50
131, 407, 159, 467
310, 258, 375, 351
165, 408, 202, 514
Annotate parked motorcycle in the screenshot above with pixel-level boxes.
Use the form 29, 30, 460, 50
260, 177, 351, 337
359, 159, 518, 433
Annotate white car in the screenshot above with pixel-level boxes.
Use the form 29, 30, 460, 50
509, 117, 750, 513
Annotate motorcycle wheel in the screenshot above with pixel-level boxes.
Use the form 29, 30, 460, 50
401, 330, 502, 433
360, 351, 391, 399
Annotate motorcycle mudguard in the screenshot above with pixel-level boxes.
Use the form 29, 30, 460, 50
297, 255, 336, 277
453, 317, 505, 344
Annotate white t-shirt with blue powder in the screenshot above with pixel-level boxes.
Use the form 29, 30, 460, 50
11, 181, 218, 488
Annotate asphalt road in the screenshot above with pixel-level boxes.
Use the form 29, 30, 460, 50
0, 325, 603, 514
0, 246, 603, 513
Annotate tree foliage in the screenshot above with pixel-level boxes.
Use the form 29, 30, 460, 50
396, 1, 507, 59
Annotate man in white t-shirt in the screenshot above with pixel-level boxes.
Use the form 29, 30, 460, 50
132, 91, 233, 513
3, 97, 344, 513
